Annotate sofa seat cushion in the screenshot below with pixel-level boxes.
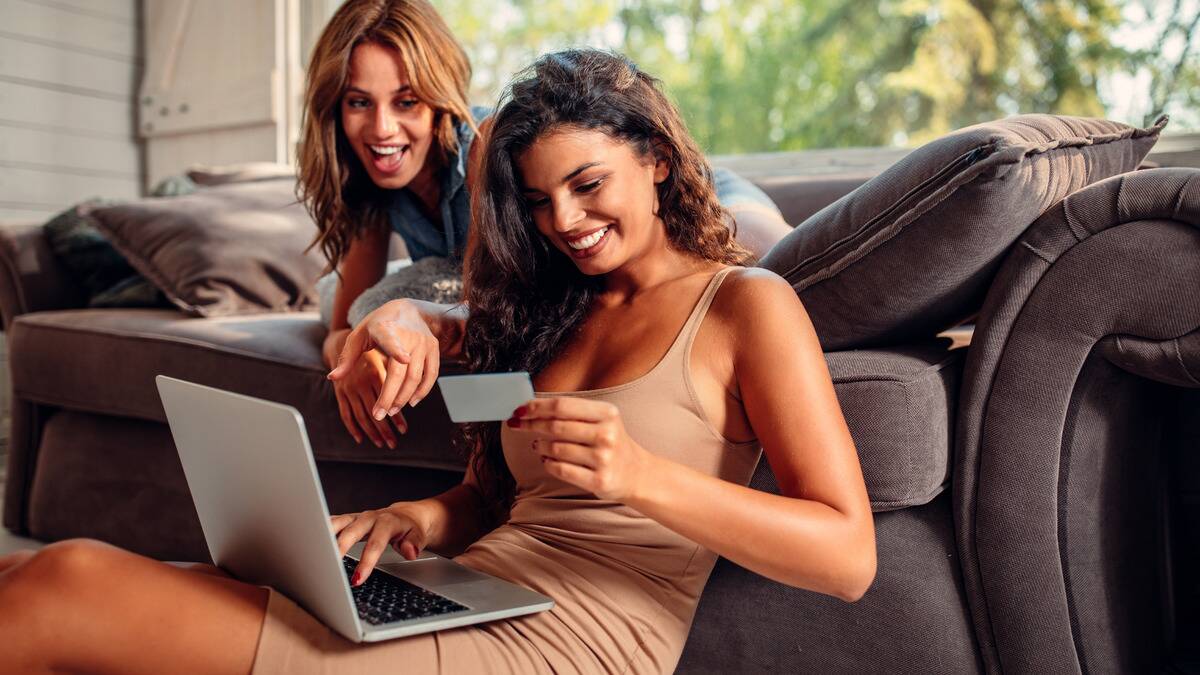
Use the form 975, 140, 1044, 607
8, 308, 468, 471
801, 339, 963, 511
11, 309, 962, 511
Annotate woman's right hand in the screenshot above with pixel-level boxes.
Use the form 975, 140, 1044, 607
323, 328, 405, 448
327, 299, 442, 422
331, 501, 434, 586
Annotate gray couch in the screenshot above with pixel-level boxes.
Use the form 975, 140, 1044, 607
2, 119, 1198, 672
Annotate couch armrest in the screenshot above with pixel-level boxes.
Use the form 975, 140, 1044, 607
954, 168, 1200, 673
0, 222, 86, 331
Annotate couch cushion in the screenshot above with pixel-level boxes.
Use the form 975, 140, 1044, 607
11, 310, 961, 510
8, 308, 468, 471
822, 339, 963, 510
88, 179, 326, 318
759, 114, 1168, 351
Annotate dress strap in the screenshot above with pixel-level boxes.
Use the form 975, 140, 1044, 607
668, 266, 738, 359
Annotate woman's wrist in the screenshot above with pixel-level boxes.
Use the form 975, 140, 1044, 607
322, 327, 351, 369
389, 299, 467, 359
403, 482, 483, 554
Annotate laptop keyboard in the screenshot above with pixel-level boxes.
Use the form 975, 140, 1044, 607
342, 556, 470, 625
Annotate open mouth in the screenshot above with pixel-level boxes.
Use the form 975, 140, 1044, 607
368, 144, 409, 174
566, 226, 613, 259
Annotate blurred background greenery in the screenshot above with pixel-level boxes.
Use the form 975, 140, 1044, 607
436, 0, 1199, 153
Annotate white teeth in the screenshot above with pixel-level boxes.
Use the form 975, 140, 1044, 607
568, 227, 607, 250
370, 145, 403, 156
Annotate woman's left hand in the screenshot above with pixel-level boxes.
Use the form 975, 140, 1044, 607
507, 397, 653, 501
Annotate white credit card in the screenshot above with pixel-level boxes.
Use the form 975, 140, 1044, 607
437, 372, 535, 423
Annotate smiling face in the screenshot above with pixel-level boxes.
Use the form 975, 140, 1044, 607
517, 128, 669, 275
340, 41, 437, 191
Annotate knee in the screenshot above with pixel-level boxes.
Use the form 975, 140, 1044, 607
6, 539, 116, 594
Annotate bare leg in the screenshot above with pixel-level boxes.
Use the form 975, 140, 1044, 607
0, 538, 268, 675
729, 205, 793, 259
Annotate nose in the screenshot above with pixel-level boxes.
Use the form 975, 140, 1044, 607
551, 198, 585, 233
371, 106, 399, 140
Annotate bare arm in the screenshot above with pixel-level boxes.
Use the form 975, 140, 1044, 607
322, 224, 391, 365
625, 270, 875, 600
408, 461, 490, 556
515, 268, 876, 601
336, 460, 492, 584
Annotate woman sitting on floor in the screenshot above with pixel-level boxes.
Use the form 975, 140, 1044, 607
0, 49, 874, 675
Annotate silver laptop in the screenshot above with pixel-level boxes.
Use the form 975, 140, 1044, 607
155, 375, 553, 643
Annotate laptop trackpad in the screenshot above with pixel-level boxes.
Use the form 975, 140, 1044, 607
379, 558, 493, 587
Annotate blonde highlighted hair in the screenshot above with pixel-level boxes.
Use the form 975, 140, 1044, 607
297, 0, 475, 271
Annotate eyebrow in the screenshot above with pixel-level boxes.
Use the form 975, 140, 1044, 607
521, 162, 603, 193
345, 85, 413, 96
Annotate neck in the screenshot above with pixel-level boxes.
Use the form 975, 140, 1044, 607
598, 222, 711, 304
407, 151, 442, 216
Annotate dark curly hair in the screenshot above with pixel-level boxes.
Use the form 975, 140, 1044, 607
457, 49, 755, 525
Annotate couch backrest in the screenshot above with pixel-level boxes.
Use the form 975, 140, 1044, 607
753, 171, 876, 226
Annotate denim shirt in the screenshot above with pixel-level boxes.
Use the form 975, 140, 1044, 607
387, 106, 490, 261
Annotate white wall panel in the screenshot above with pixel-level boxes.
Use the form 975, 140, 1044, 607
0, 0, 142, 218
0, 206, 58, 222
21, 0, 136, 23
0, 79, 133, 138
140, 0, 304, 189
0, 124, 139, 176
145, 121, 279, 179
0, 34, 136, 99
0, 164, 139, 209
4, 0, 138, 59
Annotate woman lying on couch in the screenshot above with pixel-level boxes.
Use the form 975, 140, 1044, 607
0, 49, 874, 675
301, 0, 792, 450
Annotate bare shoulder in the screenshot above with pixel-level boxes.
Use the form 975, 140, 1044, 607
711, 267, 808, 326
709, 266, 819, 359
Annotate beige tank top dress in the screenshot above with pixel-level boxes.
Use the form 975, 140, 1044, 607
251, 266, 762, 674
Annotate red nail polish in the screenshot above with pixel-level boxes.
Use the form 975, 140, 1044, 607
515, 405, 528, 417
351, 572, 360, 585
506, 417, 520, 427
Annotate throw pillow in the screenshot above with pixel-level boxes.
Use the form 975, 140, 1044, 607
42, 200, 171, 309
88, 179, 324, 317
758, 114, 1169, 350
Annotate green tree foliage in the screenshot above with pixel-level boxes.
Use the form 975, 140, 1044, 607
436, 0, 1198, 152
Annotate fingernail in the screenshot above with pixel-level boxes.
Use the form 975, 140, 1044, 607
515, 405, 528, 417
351, 572, 360, 585
506, 417, 519, 427
373, 409, 385, 421
410, 397, 422, 408
386, 439, 395, 449
388, 407, 400, 416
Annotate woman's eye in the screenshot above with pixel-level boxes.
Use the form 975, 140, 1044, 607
527, 196, 550, 209
396, 99, 420, 110
576, 180, 602, 194
346, 98, 369, 109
